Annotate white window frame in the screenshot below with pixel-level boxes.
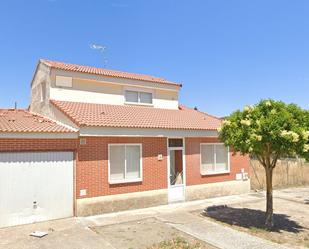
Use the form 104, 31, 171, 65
124, 89, 153, 106
108, 143, 143, 184
200, 143, 230, 175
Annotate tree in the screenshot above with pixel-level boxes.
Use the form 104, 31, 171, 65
218, 100, 309, 230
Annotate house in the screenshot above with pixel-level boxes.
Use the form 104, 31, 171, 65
0, 59, 250, 228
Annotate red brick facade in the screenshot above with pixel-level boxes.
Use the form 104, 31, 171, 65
0, 136, 249, 200
76, 137, 168, 198
76, 136, 249, 199
185, 137, 250, 186
0, 138, 77, 152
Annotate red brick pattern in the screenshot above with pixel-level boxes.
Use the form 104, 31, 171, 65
76, 137, 168, 198
185, 137, 250, 186
0, 138, 77, 152
0, 136, 249, 200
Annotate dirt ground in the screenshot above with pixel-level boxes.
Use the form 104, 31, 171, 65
92, 217, 216, 249
197, 188, 309, 248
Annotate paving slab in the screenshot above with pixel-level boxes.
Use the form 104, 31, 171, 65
157, 212, 289, 249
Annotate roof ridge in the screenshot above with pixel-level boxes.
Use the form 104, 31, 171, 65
40, 59, 181, 87
179, 104, 222, 121
0, 108, 27, 112
41, 59, 165, 80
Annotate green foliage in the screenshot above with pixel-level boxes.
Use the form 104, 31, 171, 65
219, 100, 309, 163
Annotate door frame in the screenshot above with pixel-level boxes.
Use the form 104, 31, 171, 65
167, 138, 186, 202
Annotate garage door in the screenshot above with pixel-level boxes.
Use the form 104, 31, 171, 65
0, 152, 74, 228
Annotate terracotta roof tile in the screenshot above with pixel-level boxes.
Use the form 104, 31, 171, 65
0, 109, 74, 133
41, 59, 181, 87
51, 100, 221, 130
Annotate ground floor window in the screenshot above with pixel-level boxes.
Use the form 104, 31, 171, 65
108, 144, 142, 183
200, 143, 229, 175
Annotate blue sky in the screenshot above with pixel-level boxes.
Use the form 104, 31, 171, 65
0, 0, 308, 117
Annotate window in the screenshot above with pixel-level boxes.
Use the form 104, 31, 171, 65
168, 138, 183, 148
125, 91, 138, 103
55, 76, 72, 87
109, 144, 142, 183
139, 92, 152, 104
200, 144, 229, 175
125, 90, 153, 104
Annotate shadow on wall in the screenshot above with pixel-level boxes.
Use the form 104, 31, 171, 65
201, 206, 303, 233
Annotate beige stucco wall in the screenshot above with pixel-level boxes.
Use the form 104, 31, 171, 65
49, 68, 180, 109
76, 189, 168, 216
50, 77, 125, 106
76, 180, 251, 217
185, 180, 251, 201
29, 63, 52, 116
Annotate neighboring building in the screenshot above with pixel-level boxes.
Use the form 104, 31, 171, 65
0, 59, 250, 228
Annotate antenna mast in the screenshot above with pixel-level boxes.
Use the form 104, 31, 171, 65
90, 44, 108, 67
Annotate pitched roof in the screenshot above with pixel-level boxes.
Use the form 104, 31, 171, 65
0, 109, 74, 133
41, 59, 181, 87
51, 100, 221, 130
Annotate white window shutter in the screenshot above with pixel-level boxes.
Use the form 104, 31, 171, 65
110, 146, 125, 181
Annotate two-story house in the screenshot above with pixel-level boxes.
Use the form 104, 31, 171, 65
0, 59, 250, 228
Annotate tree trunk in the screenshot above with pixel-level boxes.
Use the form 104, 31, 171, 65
265, 166, 274, 230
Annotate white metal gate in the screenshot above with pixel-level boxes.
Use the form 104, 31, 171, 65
0, 152, 74, 228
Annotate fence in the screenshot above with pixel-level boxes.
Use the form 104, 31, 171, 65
250, 158, 309, 190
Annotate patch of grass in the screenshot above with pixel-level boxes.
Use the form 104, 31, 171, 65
148, 237, 202, 249
248, 226, 267, 233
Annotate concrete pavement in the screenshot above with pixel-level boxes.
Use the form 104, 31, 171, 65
2, 187, 307, 249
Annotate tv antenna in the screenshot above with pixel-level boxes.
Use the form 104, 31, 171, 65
90, 44, 108, 67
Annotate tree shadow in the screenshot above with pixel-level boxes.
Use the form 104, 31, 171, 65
201, 205, 303, 233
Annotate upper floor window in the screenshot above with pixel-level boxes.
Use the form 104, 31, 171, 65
125, 90, 153, 105
55, 76, 72, 88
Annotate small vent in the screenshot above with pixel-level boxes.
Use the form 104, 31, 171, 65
80, 138, 87, 145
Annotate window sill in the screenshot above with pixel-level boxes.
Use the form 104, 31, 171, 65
201, 171, 230, 176
124, 102, 153, 107
109, 178, 142, 185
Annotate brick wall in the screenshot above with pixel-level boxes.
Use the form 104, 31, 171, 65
77, 136, 249, 199
0, 138, 77, 152
76, 137, 168, 199
0, 136, 249, 200
185, 137, 250, 186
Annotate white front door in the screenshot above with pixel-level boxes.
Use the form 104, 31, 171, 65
0, 152, 74, 228
168, 138, 186, 203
